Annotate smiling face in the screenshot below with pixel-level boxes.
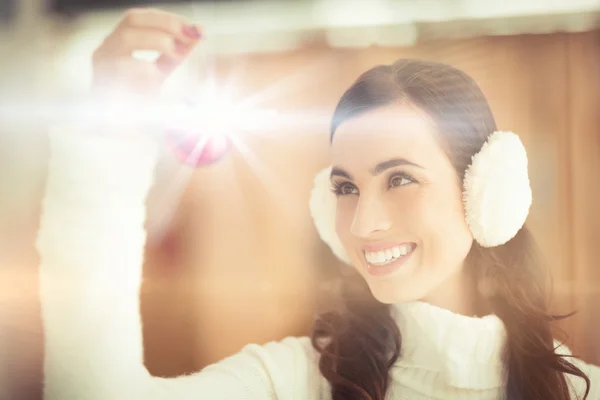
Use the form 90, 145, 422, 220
330, 102, 474, 304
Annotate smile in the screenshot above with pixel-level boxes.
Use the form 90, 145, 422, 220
362, 243, 417, 277
364, 243, 415, 266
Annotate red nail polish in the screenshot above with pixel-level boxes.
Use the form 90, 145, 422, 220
183, 25, 202, 39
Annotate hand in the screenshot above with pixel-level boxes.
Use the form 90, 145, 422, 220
92, 8, 202, 97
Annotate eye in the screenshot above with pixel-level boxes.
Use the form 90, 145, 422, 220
389, 173, 414, 188
331, 181, 359, 196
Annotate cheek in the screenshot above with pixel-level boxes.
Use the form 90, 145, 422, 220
412, 183, 473, 263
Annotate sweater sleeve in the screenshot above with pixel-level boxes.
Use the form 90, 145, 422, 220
37, 128, 323, 400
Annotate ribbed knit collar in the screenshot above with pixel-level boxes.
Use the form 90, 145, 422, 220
392, 301, 506, 389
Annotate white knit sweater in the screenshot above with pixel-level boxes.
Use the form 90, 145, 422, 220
37, 129, 600, 400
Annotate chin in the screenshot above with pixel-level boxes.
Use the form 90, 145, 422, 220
366, 279, 426, 305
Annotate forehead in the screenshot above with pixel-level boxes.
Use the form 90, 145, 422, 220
331, 103, 445, 168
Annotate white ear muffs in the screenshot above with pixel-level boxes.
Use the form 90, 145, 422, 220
308, 130, 532, 263
463, 131, 532, 247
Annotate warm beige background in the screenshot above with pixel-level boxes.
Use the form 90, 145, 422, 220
142, 31, 600, 374
0, 30, 598, 399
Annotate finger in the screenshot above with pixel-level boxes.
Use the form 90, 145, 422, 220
155, 38, 200, 74
109, 28, 184, 60
119, 8, 201, 44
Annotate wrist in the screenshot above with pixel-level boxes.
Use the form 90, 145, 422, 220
60, 91, 163, 141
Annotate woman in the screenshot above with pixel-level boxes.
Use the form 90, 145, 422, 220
37, 8, 599, 400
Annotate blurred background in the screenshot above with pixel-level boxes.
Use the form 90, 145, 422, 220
0, 0, 599, 399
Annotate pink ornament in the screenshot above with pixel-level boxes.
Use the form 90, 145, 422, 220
165, 128, 232, 167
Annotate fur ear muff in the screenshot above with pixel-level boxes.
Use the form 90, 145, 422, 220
309, 167, 352, 265
463, 131, 532, 247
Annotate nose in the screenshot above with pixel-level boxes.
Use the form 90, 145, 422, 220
350, 193, 393, 239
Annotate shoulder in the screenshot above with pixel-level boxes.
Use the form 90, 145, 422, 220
555, 341, 600, 399
568, 357, 600, 400
239, 336, 327, 389
241, 336, 318, 362
206, 336, 330, 400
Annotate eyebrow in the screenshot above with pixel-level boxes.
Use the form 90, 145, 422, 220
330, 158, 423, 181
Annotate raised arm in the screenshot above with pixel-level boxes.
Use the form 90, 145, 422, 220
37, 8, 199, 396
36, 9, 319, 400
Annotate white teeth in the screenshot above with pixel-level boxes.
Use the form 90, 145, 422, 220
364, 244, 414, 266
385, 249, 393, 260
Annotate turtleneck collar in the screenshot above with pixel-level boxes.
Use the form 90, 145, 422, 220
391, 301, 507, 389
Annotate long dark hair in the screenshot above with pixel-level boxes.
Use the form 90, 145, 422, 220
310, 59, 590, 400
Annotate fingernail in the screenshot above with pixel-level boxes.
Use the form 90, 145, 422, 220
183, 25, 202, 39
